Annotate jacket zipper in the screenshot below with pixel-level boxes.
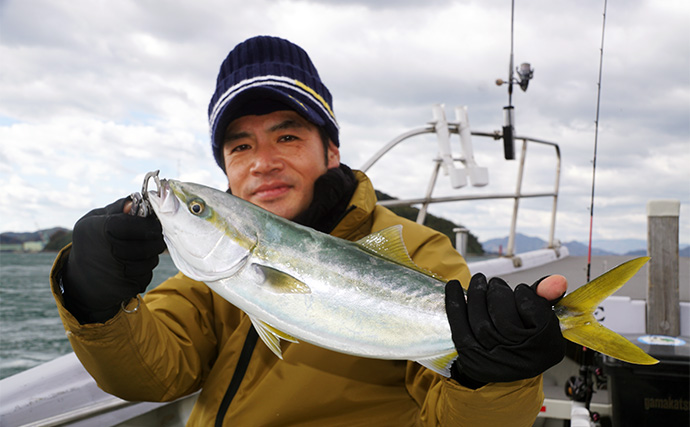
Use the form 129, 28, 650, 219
214, 325, 259, 426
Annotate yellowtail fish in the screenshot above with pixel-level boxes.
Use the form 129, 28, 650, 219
145, 175, 657, 377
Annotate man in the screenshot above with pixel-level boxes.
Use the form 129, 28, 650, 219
51, 35, 566, 425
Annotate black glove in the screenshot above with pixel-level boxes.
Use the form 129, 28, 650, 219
61, 197, 166, 324
445, 274, 566, 386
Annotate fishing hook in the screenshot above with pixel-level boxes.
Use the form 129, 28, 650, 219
129, 170, 161, 217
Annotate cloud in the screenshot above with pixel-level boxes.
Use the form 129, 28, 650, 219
1, 0, 688, 247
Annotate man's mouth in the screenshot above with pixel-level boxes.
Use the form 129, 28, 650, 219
251, 183, 292, 200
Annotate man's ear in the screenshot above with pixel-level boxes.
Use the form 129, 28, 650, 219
326, 142, 340, 168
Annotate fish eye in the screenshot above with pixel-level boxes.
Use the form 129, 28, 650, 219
189, 199, 205, 215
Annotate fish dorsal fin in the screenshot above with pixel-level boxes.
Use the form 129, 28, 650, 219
248, 315, 299, 360
415, 350, 458, 378
254, 264, 311, 294
356, 225, 445, 281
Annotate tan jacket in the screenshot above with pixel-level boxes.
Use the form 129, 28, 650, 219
51, 171, 544, 426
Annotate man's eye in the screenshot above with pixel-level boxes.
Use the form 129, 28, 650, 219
230, 144, 251, 153
278, 135, 298, 142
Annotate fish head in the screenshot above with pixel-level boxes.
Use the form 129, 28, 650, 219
147, 179, 255, 282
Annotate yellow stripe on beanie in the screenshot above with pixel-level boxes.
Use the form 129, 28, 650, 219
294, 79, 336, 122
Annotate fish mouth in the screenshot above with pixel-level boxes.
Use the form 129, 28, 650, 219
143, 172, 179, 215
156, 180, 178, 214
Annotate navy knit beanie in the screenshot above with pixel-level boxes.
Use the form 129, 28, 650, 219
208, 36, 339, 171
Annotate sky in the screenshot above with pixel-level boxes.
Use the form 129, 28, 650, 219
1, 0, 688, 249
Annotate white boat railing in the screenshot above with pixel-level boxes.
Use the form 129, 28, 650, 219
361, 105, 562, 260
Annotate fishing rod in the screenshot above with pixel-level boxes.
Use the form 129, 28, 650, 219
586, 0, 608, 284
566, 1, 610, 423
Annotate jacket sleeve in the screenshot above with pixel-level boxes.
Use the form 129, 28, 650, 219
400, 222, 545, 426
407, 362, 544, 426
50, 244, 219, 402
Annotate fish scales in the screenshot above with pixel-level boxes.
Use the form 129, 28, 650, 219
225, 231, 452, 356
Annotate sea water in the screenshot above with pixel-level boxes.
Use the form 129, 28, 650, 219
0, 251, 179, 380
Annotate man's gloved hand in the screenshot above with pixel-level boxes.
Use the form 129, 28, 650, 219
61, 197, 166, 324
445, 273, 566, 387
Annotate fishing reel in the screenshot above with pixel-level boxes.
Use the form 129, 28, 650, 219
495, 62, 534, 92
565, 345, 609, 426
565, 365, 607, 402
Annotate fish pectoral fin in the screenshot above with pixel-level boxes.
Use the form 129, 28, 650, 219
249, 315, 299, 360
415, 350, 458, 378
254, 264, 311, 294
264, 323, 299, 343
356, 225, 445, 281
562, 317, 659, 365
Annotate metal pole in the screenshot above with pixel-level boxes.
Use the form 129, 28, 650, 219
454, 227, 469, 257
506, 139, 528, 257
548, 144, 562, 249
417, 160, 442, 224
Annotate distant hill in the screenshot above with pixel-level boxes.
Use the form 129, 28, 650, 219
482, 233, 689, 257
625, 246, 690, 257
0, 234, 22, 245
0, 228, 68, 243
1, 228, 71, 252
482, 233, 574, 254
375, 190, 484, 255
590, 238, 646, 255
43, 229, 73, 251
561, 240, 616, 256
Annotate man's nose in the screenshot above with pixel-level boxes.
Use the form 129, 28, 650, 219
249, 143, 283, 175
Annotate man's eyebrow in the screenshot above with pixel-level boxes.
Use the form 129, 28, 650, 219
224, 130, 250, 143
269, 119, 308, 132
224, 118, 308, 143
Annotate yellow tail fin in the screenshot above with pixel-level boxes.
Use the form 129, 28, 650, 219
555, 257, 659, 365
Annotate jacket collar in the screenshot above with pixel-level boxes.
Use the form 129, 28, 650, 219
330, 170, 378, 241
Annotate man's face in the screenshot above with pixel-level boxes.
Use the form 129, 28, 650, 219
223, 110, 340, 220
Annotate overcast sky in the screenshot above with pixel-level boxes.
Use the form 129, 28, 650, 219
1, 0, 688, 249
